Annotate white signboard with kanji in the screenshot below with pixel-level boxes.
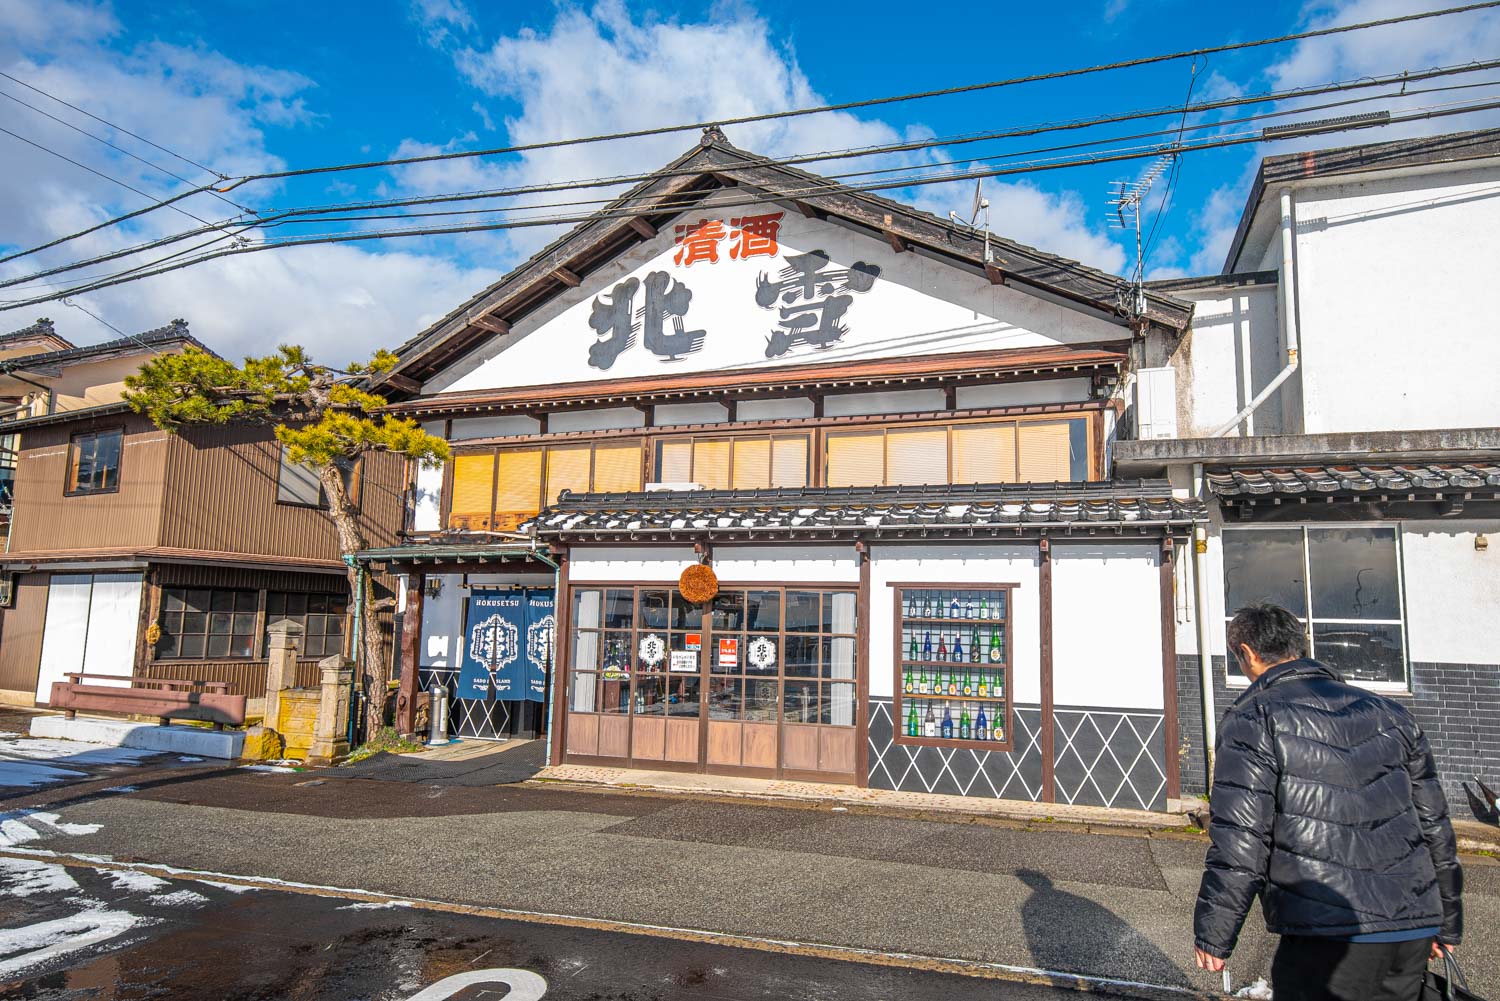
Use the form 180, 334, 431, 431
426, 209, 1121, 394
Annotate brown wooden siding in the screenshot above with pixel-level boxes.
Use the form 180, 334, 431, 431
0, 573, 51, 694
8, 412, 167, 554
153, 562, 345, 591
158, 424, 403, 563
146, 658, 326, 699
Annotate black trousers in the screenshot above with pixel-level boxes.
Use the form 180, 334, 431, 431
1271, 935, 1434, 1001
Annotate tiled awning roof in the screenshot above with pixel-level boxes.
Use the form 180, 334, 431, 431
534, 481, 1205, 542
1206, 463, 1500, 498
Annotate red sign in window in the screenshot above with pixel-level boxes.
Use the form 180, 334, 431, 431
717, 637, 739, 669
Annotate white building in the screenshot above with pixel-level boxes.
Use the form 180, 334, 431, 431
1118, 129, 1500, 814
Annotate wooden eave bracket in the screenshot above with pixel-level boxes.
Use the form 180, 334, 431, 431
628, 218, 657, 239
467, 313, 511, 335
984, 262, 1007, 286
881, 215, 909, 254
553, 266, 583, 288
793, 199, 825, 220
379, 371, 423, 395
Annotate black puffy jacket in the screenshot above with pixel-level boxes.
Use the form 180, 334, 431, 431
1194, 659, 1463, 959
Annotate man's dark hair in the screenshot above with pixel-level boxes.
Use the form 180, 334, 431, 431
1226, 603, 1308, 668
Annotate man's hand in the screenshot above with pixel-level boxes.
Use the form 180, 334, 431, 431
1195, 947, 1226, 972
1431, 942, 1454, 962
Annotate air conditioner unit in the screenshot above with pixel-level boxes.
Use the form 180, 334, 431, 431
646, 482, 705, 492
1134, 366, 1178, 440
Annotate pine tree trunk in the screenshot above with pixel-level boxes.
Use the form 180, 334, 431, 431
317, 463, 386, 742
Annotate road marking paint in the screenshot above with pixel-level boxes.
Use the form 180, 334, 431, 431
0, 847, 1214, 1000
407, 969, 548, 1001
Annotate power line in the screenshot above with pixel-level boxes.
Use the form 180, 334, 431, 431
59, 297, 161, 353
0, 87, 252, 215
8, 95, 1495, 312
6, 0, 1495, 265
0, 68, 226, 179
10, 56, 1498, 293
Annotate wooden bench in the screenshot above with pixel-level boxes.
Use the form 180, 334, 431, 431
48, 674, 248, 730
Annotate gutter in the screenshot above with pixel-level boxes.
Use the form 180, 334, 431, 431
1212, 188, 1300, 437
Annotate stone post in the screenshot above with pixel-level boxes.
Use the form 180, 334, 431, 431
308, 653, 353, 764
264, 619, 304, 728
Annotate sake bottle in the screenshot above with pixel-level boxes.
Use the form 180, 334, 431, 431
918, 666, 930, 695
940, 705, 954, 739
922, 631, 933, 660
937, 634, 948, 660
907, 703, 920, 737
977, 668, 989, 699
909, 631, 919, 661
988, 629, 1003, 664
962, 667, 974, 698
946, 669, 958, 697
970, 627, 981, 664
951, 633, 964, 662
976, 705, 989, 741
924, 702, 937, 737
959, 707, 972, 740
979, 596, 990, 620
903, 666, 913, 695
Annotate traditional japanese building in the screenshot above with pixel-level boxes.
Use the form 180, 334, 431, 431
366, 128, 1205, 811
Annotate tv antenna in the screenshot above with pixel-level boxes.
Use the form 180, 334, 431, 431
949, 179, 993, 265
1108, 154, 1173, 317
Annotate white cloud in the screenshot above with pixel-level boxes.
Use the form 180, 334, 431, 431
0, 0, 487, 361
409, 0, 477, 50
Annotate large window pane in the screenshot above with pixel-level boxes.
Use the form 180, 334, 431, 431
693, 440, 731, 490
783, 680, 822, 723
731, 438, 771, 490
494, 448, 543, 529
1313, 622, 1405, 685
785, 591, 820, 633
449, 453, 496, 530
1223, 528, 1308, 617
785, 636, 819, 677
770, 436, 809, 488
592, 442, 643, 493
711, 591, 745, 631
572, 589, 603, 630
886, 428, 948, 485
1307, 527, 1401, 621
825, 431, 883, 487
746, 590, 780, 632
277, 446, 323, 506
656, 440, 692, 482
546, 445, 591, 504
1016, 421, 1072, 483
602, 590, 634, 629
569, 671, 598, 712
667, 675, 701, 716
952, 423, 1016, 484
707, 677, 741, 719
744, 678, 779, 721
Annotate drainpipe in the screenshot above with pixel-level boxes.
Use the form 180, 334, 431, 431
1212, 188, 1301, 437
343, 554, 363, 748
1191, 462, 1217, 788
530, 544, 561, 768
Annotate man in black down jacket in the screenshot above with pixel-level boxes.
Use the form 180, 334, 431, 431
1193, 603, 1463, 1001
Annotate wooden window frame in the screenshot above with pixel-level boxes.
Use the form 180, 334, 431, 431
264, 590, 349, 660
65, 426, 124, 497
889, 582, 1016, 753
823, 413, 1095, 489
565, 582, 860, 762
646, 431, 813, 489
443, 439, 644, 531
153, 586, 261, 662
274, 446, 364, 510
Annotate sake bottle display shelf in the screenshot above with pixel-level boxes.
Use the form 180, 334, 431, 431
900, 692, 1004, 703
901, 659, 1006, 669
900, 616, 1007, 626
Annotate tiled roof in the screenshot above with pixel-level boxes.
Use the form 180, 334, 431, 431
1206, 464, 1500, 497
0, 317, 69, 350
0, 319, 211, 371
534, 481, 1205, 541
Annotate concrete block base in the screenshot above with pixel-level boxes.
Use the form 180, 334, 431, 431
30, 715, 246, 759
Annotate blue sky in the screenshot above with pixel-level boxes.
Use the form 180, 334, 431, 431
2, 0, 1498, 360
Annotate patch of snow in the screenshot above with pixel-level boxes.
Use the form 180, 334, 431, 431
1236, 978, 1272, 1000
946, 504, 971, 516
0, 760, 88, 789
148, 889, 208, 907
102, 785, 139, 794
0, 737, 156, 766
0, 908, 145, 978
0, 818, 42, 848
240, 765, 299, 774
339, 899, 414, 911
0, 809, 102, 848
28, 812, 102, 836
0, 857, 79, 897
197, 879, 258, 893
176, 756, 205, 763
103, 868, 170, 894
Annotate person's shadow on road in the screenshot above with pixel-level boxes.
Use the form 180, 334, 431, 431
1016, 868, 1192, 988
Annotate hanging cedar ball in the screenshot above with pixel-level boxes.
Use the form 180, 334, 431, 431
679, 562, 719, 604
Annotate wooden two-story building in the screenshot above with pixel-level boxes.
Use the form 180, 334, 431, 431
0, 321, 405, 711
369, 130, 1206, 812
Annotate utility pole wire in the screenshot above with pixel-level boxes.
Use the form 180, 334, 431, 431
8, 57, 1498, 293
7, 95, 1495, 313
5, 0, 1495, 265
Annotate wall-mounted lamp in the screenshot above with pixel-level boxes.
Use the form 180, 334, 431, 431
423, 576, 443, 599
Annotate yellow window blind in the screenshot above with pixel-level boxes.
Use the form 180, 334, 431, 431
546, 445, 592, 503
732, 438, 771, 490
770, 435, 809, 488
952, 423, 1017, 484
657, 439, 692, 483
693, 439, 732, 490
1017, 421, 1074, 482
826, 431, 884, 487
449, 453, 496, 530
886, 427, 948, 485
593, 441, 643, 493
494, 448, 543, 529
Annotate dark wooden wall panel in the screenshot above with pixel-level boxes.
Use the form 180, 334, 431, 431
0, 573, 51, 694
146, 658, 326, 699
158, 425, 404, 562
8, 413, 167, 554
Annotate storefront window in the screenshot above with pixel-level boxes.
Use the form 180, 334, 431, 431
449, 439, 644, 532
893, 586, 1013, 749
825, 416, 1090, 488
1222, 525, 1408, 687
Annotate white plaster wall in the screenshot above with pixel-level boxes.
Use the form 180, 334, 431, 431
869, 543, 1041, 702
412, 462, 443, 533
1051, 542, 1164, 711
422, 209, 1128, 396
823, 388, 946, 417
450, 415, 539, 439
955, 378, 1090, 410
1291, 165, 1500, 433
417, 572, 555, 668
654, 402, 728, 426
1167, 286, 1283, 438
1400, 520, 1500, 665
711, 544, 859, 583
549, 407, 645, 433
568, 546, 698, 583
737, 397, 814, 420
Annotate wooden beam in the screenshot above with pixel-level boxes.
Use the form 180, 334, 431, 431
985, 263, 1007, 286
628, 217, 657, 239
394, 572, 423, 738
1039, 537, 1055, 804
881, 215, 908, 254
553, 266, 583, 288
468, 313, 511, 335
1159, 536, 1181, 802
380, 372, 423, 395
793, 199, 825, 220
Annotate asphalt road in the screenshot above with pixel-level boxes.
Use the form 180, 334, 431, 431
0, 855, 1101, 1001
